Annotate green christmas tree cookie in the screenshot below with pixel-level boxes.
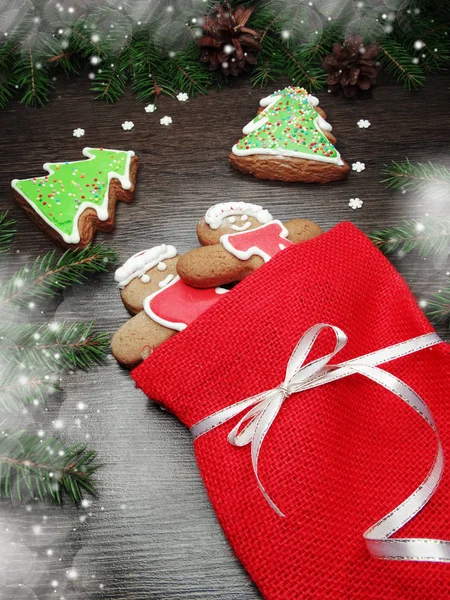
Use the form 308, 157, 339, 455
12, 148, 137, 247
229, 87, 349, 183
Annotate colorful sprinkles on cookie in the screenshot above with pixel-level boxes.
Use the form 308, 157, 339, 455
12, 148, 135, 245
232, 87, 344, 166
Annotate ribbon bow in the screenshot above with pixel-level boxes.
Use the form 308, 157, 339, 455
191, 323, 450, 562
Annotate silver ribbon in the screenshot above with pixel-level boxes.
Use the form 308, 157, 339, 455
190, 323, 450, 562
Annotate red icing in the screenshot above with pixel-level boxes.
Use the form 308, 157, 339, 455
147, 277, 224, 330
223, 221, 294, 261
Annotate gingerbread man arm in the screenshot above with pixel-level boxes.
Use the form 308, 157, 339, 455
111, 311, 176, 367
177, 219, 323, 289
177, 245, 262, 289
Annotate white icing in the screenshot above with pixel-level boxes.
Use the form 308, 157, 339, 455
308, 94, 319, 107
158, 274, 175, 288
11, 148, 135, 245
115, 244, 177, 288
241, 215, 248, 221
316, 115, 333, 132
232, 142, 344, 165
279, 243, 286, 250
143, 275, 228, 332
230, 222, 252, 232
228, 217, 236, 223
233, 89, 344, 167
157, 262, 167, 271
242, 114, 270, 135
143, 276, 187, 332
220, 220, 290, 263
204, 202, 273, 230
141, 274, 151, 283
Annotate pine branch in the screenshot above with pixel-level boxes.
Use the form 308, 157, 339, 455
0, 71, 16, 109
130, 37, 178, 101
296, 22, 344, 64
370, 217, 450, 257
0, 429, 99, 503
169, 45, 212, 96
0, 212, 16, 255
281, 44, 326, 91
427, 285, 450, 326
382, 159, 450, 195
48, 49, 78, 77
378, 40, 425, 90
0, 368, 58, 413
91, 52, 130, 103
0, 0, 447, 107
0, 243, 118, 308
250, 57, 278, 87
70, 27, 106, 61
10, 32, 62, 107
410, 35, 450, 74
0, 321, 110, 371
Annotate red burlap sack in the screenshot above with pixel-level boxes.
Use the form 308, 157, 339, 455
132, 222, 450, 599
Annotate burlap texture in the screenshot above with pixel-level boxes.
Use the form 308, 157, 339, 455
132, 222, 450, 600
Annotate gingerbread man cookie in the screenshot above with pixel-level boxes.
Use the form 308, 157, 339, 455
177, 203, 323, 288
111, 245, 227, 367
229, 87, 350, 183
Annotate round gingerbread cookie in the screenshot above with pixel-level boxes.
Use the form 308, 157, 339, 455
197, 202, 274, 245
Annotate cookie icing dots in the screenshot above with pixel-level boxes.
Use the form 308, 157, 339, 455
204, 202, 273, 230
115, 244, 177, 288
11, 148, 135, 245
232, 87, 344, 166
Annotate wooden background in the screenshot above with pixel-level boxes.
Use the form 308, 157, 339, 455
0, 72, 449, 599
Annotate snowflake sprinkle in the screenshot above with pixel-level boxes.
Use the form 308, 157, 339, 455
160, 116, 173, 126
176, 92, 189, 102
121, 121, 134, 131
357, 119, 371, 128
352, 161, 366, 173
73, 128, 85, 138
348, 197, 363, 210
145, 103, 156, 113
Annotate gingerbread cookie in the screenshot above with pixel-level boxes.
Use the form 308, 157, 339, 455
112, 245, 227, 367
12, 148, 138, 249
178, 204, 323, 288
229, 87, 350, 183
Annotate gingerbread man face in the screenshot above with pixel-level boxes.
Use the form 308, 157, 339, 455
197, 202, 274, 245
114, 244, 179, 314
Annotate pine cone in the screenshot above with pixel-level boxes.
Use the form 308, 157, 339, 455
197, 1, 262, 77
322, 36, 381, 98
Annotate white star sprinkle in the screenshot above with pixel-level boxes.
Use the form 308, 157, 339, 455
176, 92, 189, 102
160, 116, 173, 126
352, 161, 366, 173
73, 128, 85, 138
145, 103, 156, 113
357, 119, 371, 128
121, 121, 134, 131
348, 197, 363, 210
